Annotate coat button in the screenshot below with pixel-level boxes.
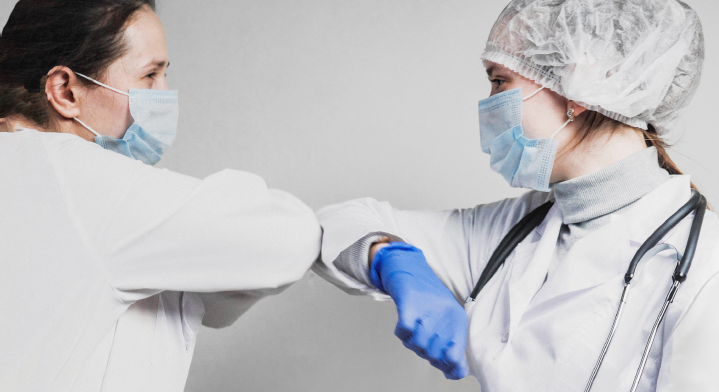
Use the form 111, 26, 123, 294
501, 332, 509, 343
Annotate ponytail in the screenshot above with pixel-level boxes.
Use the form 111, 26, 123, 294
643, 124, 702, 195
567, 110, 704, 201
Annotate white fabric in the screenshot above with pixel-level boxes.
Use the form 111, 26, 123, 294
0, 129, 321, 392
97, 292, 202, 392
315, 176, 719, 391
482, 0, 705, 135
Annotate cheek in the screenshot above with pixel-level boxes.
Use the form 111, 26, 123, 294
87, 89, 132, 138
521, 98, 567, 139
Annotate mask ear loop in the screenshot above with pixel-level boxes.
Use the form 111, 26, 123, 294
75, 72, 130, 97
72, 72, 130, 138
73, 117, 101, 138
550, 107, 575, 139
523, 86, 544, 101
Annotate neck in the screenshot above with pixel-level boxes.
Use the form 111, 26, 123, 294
552, 124, 647, 183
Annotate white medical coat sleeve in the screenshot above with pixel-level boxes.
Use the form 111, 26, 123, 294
314, 192, 549, 303
196, 290, 283, 329
44, 134, 321, 303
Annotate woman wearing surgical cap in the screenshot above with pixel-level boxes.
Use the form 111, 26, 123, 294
0, 1, 320, 391
314, 0, 717, 390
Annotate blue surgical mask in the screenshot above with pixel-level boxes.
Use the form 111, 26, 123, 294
73, 73, 178, 165
478, 87, 571, 192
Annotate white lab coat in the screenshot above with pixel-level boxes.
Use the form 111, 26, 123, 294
0, 129, 321, 392
314, 175, 719, 391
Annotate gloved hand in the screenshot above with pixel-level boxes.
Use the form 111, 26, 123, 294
370, 242, 469, 380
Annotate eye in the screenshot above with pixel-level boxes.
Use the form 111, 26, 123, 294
490, 79, 505, 87
147, 72, 157, 79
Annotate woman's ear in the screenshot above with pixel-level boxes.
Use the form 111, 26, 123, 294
0, 118, 11, 132
45, 66, 84, 119
568, 101, 587, 118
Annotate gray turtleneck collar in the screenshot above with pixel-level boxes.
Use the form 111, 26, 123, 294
552, 147, 670, 225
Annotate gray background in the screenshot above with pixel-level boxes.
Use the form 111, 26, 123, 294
2, 1, 718, 391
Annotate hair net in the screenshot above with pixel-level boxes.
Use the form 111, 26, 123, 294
481, 0, 704, 135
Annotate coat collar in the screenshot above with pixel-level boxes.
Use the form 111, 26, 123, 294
553, 147, 670, 225
507, 176, 693, 329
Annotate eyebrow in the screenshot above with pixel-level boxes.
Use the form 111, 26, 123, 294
142, 60, 170, 70
486, 63, 510, 79
486, 64, 497, 78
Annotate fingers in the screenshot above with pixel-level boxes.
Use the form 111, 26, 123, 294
426, 335, 469, 380
394, 315, 469, 379
442, 340, 469, 379
394, 311, 415, 344
426, 329, 449, 365
410, 318, 435, 360
395, 316, 433, 360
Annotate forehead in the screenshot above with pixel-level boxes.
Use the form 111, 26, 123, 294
485, 61, 512, 76
121, 8, 168, 67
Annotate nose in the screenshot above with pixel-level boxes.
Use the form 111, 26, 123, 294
156, 75, 169, 91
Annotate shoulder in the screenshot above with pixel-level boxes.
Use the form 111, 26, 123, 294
672, 209, 719, 320
2, 129, 137, 174
462, 190, 552, 229
695, 210, 719, 279
687, 209, 719, 279
38, 130, 142, 168
5, 129, 151, 178
1, 128, 80, 154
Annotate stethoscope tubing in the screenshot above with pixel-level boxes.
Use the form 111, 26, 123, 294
624, 190, 706, 284
584, 282, 631, 392
467, 201, 554, 302
467, 190, 707, 391
629, 280, 678, 392
586, 190, 706, 391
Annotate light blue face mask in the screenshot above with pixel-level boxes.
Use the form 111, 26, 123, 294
73, 73, 178, 165
478, 87, 572, 192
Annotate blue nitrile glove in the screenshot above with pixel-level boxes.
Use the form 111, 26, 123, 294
370, 242, 469, 380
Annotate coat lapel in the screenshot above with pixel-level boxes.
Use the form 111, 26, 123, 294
530, 176, 693, 307
507, 204, 563, 332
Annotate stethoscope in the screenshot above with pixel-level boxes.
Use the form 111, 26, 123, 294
465, 190, 707, 392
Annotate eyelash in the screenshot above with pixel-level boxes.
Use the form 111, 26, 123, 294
147, 72, 168, 80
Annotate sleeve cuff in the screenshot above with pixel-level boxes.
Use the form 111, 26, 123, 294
311, 231, 402, 300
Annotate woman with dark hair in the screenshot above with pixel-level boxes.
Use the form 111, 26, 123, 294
314, 0, 719, 390
0, 1, 320, 391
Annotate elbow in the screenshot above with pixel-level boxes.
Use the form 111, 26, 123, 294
263, 194, 323, 287
280, 210, 323, 283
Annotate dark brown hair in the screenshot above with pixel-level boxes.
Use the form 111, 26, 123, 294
0, 0, 156, 129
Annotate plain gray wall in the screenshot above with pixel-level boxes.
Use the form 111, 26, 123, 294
2, 1, 717, 391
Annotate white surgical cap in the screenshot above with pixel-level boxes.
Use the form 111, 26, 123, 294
481, 0, 704, 135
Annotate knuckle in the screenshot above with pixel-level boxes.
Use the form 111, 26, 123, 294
395, 320, 414, 336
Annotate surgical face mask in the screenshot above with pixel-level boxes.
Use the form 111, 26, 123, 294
73, 73, 179, 165
478, 87, 571, 192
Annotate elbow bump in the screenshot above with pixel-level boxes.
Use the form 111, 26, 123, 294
266, 210, 322, 283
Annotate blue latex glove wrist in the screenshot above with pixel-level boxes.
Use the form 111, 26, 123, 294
370, 242, 469, 380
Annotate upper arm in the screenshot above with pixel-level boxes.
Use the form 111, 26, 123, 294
46, 137, 321, 299
197, 286, 290, 329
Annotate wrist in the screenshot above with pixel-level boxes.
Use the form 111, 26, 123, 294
369, 238, 392, 268
369, 242, 418, 292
